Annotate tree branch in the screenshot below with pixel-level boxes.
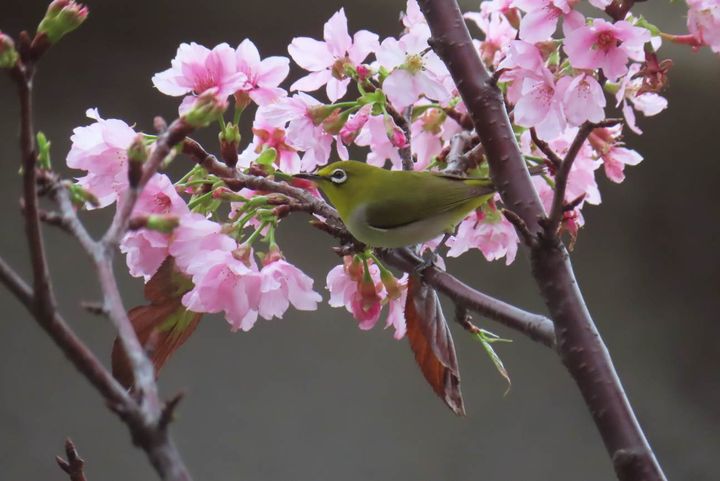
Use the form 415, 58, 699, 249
418, 2, 667, 480
56, 439, 88, 481
546, 119, 620, 235
380, 248, 556, 348
4, 44, 193, 481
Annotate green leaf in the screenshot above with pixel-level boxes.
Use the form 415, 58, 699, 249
36, 131, 52, 170
473, 328, 512, 393
255, 147, 277, 167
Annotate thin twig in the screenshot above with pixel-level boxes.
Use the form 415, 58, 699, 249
530, 128, 562, 169
502, 208, 536, 247
4, 42, 194, 481
380, 248, 556, 348
443, 131, 475, 175
56, 438, 88, 481
546, 119, 621, 235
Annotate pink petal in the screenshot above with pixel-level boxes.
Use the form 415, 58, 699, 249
288, 37, 334, 71
348, 30, 379, 64
326, 77, 350, 102
256, 56, 290, 87
519, 7, 560, 43
323, 8, 352, 58
290, 70, 332, 93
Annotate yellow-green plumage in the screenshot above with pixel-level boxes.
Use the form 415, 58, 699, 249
299, 161, 494, 248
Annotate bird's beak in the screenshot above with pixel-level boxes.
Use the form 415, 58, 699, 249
293, 172, 321, 182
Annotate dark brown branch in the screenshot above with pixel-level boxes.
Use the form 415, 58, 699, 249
530, 128, 562, 169
5, 48, 193, 481
103, 118, 194, 249
11, 58, 58, 323
547, 120, 621, 235
382, 248, 556, 348
605, 0, 647, 21
56, 438, 87, 481
418, 2, 667, 481
0, 255, 131, 408
502, 208, 535, 247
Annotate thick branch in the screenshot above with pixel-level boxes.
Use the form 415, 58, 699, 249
418, 2, 667, 480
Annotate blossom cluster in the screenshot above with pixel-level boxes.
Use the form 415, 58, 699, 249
63, 0, 718, 338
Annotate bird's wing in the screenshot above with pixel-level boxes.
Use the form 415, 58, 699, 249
363, 175, 490, 230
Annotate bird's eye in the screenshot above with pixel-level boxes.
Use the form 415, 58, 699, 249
330, 168, 347, 184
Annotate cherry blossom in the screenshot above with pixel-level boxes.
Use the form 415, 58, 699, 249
513, 67, 567, 140
152, 42, 246, 104
589, 126, 643, 183
235, 39, 289, 106
169, 213, 237, 274
257, 256, 322, 319
687, 0, 720, 53
513, 0, 584, 43
375, 25, 449, 110
182, 249, 263, 332
615, 64, 668, 134
355, 114, 405, 169
326, 257, 406, 339
237, 109, 301, 173
288, 8, 379, 102
560, 73, 606, 126
120, 174, 190, 281
259, 93, 348, 171
66, 108, 137, 208
446, 209, 519, 265
564, 19, 650, 81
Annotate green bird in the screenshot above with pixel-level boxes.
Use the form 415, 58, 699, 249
295, 160, 494, 248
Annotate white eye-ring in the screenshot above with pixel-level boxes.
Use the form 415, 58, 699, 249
330, 168, 348, 184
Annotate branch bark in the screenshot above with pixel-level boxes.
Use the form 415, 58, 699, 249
417, 2, 667, 480
4, 45, 193, 481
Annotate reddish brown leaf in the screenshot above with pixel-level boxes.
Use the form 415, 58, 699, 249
111, 258, 201, 389
404, 275, 465, 415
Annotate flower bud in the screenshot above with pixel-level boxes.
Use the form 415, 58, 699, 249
307, 105, 337, 126
358, 274, 381, 312
67, 182, 99, 208
130, 214, 179, 233
262, 244, 283, 266
355, 64, 371, 82
37, 0, 89, 44
380, 270, 402, 301
36, 131, 52, 170
343, 255, 364, 282
182, 89, 228, 128
232, 244, 253, 266
321, 108, 346, 135
340, 104, 371, 145
0, 32, 19, 69
383, 115, 408, 149
219, 122, 241, 168
127, 135, 148, 188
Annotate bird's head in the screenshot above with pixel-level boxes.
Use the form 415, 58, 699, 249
294, 161, 377, 214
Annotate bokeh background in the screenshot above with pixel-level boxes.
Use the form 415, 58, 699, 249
0, 1, 718, 480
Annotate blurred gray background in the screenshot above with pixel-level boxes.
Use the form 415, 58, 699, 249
0, 1, 718, 480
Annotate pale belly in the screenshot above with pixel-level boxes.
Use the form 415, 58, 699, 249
346, 205, 467, 248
